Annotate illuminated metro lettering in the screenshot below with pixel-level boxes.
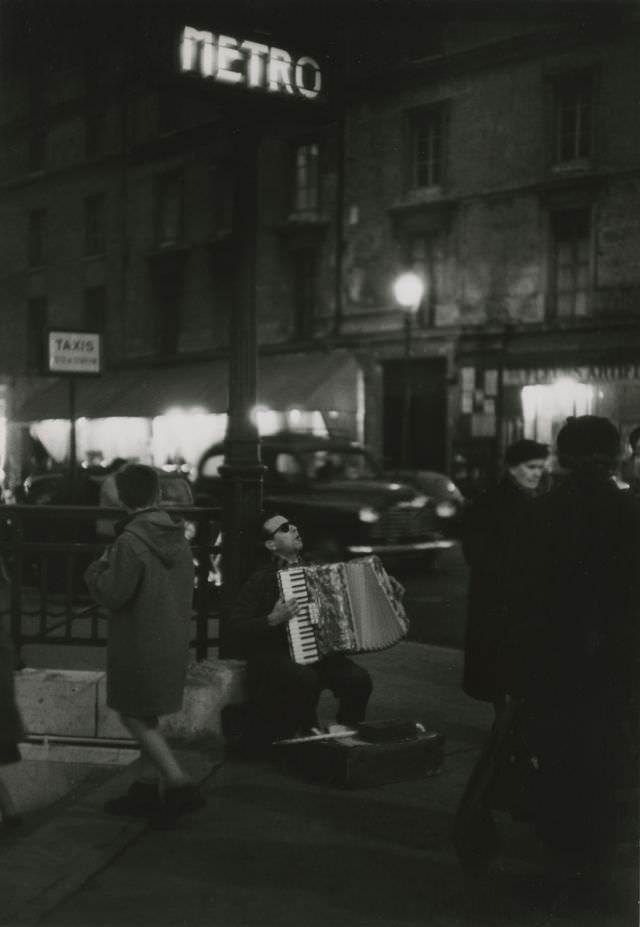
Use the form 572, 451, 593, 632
241, 40, 270, 88
295, 56, 323, 99
267, 47, 294, 95
216, 34, 243, 84
179, 26, 322, 100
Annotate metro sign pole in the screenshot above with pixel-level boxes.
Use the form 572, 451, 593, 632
178, 26, 325, 655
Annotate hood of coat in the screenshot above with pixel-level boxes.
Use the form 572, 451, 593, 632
122, 508, 188, 566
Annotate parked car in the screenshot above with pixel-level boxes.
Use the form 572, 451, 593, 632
17, 465, 194, 510
192, 432, 462, 568
9, 466, 204, 593
382, 468, 464, 532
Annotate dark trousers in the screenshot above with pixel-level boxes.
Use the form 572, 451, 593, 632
245, 650, 373, 744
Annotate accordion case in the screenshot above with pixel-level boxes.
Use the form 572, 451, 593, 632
277, 728, 445, 790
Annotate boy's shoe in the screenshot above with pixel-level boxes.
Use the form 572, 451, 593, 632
104, 781, 161, 817
150, 783, 206, 829
164, 782, 206, 817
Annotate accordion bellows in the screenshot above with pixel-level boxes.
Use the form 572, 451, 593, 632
278, 556, 409, 664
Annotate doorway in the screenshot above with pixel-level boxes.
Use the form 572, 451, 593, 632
382, 358, 447, 471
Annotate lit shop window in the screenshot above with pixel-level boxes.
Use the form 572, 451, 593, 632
522, 378, 594, 445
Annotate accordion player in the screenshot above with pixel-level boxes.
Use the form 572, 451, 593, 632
277, 556, 409, 665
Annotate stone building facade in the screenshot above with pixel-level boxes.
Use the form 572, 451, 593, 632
0, 2, 638, 490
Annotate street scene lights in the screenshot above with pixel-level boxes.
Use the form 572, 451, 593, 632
392, 271, 425, 468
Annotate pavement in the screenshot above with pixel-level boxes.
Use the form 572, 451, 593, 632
0, 641, 638, 927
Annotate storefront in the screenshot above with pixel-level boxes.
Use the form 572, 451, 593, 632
9, 349, 363, 483
453, 353, 640, 494
502, 363, 640, 453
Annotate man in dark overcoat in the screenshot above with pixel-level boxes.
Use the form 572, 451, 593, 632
503, 415, 640, 899
461, 439, 549, 708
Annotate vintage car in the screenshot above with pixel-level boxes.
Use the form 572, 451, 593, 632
192, 432, 462, 568
9, 466, 205, 593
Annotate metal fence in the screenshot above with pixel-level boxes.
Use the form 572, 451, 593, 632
0, 504, 223, 661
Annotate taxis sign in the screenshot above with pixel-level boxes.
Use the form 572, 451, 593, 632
47, 330, 102, 375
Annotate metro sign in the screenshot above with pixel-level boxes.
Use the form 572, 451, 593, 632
179, 26, 323, 100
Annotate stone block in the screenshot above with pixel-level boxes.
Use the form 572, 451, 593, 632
95, 676, 134, 741
160, 659, 247, 743
16, 669, 103, 739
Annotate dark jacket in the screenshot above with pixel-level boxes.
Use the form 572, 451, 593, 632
461, 474, 536, 702
84, 508, 194, 716
228, 559, 292, 659
0, 627, 24, 764
503, 470, 640, 701
500, 470, 640, 859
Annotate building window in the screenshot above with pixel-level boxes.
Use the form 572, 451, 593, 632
84, 286, 107, 333
552, 72, 593, 167
211, 166, 234, 237
291, 249, 317, 339
150, 251, 188, 357
405, 233, 444, 327
85, 111, 106, 160
155, 171, 183, 247
407, 104, 445, 190
28, 133, 46, 173
27, 296, 47, 372
291, 142, 320, 214
28, 210, 47, 267
84, 194, 106, 255
550, 209, 591, 318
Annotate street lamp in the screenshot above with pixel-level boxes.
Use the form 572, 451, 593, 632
392, 271, 425, 468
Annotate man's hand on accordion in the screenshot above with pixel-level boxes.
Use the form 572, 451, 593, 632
267, 597, 300, 628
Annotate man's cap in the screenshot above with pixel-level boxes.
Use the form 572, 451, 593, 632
504, 439, 549, 467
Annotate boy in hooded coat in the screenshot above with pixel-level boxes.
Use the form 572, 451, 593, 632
85, 464, 203, 823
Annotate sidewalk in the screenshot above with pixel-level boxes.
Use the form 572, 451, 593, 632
0, 642, 637, 927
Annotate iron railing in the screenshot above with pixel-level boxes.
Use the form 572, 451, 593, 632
0, 504, 222, 661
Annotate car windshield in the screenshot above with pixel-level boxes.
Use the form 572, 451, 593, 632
301, 449, 379, 481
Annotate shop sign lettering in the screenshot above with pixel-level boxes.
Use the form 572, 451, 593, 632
179, 26, 323, 100
503, 365, 640, 385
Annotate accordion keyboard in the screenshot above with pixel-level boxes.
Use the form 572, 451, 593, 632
279, 568, 320, 665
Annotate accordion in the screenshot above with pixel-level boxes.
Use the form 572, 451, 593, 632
277, 556, 409, 665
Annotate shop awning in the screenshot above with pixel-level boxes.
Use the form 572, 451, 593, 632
13, 350, 360, 422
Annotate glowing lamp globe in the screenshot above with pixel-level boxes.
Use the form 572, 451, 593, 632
393, 272, 424, 311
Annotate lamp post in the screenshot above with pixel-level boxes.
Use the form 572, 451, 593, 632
392, 271, 424, 469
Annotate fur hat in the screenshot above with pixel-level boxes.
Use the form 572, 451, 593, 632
556, 415, 620, 469
504, 439, 548, 467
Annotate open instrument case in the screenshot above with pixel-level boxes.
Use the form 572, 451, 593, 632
276, 723, 445, 790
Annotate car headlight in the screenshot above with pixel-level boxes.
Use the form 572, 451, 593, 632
358, 506, 380, 523
407, 493, 427, 508
435, 500, 457, 518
